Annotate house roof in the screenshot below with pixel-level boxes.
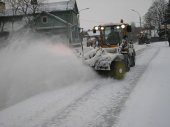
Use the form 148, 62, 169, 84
0, 0, 78, 17
40, 0, 77, 12
87, 31, 100, 37
100, 23, 129, 27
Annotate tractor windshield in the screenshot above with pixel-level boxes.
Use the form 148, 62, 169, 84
103, 26, 121, 45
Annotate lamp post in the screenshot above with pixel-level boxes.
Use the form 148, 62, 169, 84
131, 9, 142, 29
79, 8, 90, 12
78, 8, 90, 27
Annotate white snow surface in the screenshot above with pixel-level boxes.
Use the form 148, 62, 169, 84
0, 39, 170, 127
115, 42, 170, 127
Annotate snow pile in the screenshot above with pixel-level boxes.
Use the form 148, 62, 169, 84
83, 47, 123, 71
84, 48, 103, 66
0, 31, 97, 110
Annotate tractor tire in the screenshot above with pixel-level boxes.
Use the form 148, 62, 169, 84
110, 61, 126, 80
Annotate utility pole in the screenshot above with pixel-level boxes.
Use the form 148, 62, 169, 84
78, 8, 90, 59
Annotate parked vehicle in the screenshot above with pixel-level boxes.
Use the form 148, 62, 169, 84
138, 33, 151, 44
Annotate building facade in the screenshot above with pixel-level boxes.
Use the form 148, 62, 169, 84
0, 0, 81, 45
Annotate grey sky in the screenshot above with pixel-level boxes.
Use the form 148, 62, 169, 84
48, 0, 153, 29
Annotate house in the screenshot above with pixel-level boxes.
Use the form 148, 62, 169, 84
0, 0, 81, 45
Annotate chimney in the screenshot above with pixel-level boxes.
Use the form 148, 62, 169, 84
0, 1, 5, 13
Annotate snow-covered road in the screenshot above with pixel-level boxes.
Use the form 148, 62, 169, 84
115, 42, 170, 127
0, 41, 169, 127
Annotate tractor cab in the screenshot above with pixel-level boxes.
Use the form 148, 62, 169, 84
93, 23, 132, 48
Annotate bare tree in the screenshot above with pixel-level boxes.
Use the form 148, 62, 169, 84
144, 0, 167, 30
5, 0, 20, 30
0, 0, 5, 32
5, 0, 45, 25
6, 0, 19, 15
128, 22, 139, 41
0, 21, 5, 32
144, 9, 153, 35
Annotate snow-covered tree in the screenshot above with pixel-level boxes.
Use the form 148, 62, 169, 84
164, 0, 170, 23
144, 0, 168, 30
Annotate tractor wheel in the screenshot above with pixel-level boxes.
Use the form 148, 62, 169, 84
110, 61, 126, 80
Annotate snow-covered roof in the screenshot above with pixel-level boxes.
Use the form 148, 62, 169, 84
40, 0, 76, 12
0, 0, 77, 17
100, 23, 129, 26
87, 31, 100, 37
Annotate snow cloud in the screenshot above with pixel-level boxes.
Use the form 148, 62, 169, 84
0, 30, 97, 110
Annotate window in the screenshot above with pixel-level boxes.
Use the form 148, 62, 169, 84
42, 16, 48, 24
104, 26, 121, 45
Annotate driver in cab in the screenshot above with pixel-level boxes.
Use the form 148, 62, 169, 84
106, 28, 120, 44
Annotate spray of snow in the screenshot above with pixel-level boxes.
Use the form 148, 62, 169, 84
0, 30, 97, 110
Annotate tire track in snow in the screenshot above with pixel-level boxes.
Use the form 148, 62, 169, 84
10, 80, 102, 127
94, 46, 160, 127
36, 46, 160, 127
40, 78, 120, 127
4, 45, 159, 127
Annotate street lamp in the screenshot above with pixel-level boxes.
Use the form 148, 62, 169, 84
78, 7, 90, 32
79, 8, 90, 13
78, 8, 90, 26
131, 9, 142, 29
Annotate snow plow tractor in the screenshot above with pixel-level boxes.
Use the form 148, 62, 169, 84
83, 22, 136, 79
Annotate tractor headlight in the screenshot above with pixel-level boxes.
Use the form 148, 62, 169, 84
95, 26, 99, 30
121, 24, 125, 28
117, 26, 120, 29
101, 27, 104, 30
